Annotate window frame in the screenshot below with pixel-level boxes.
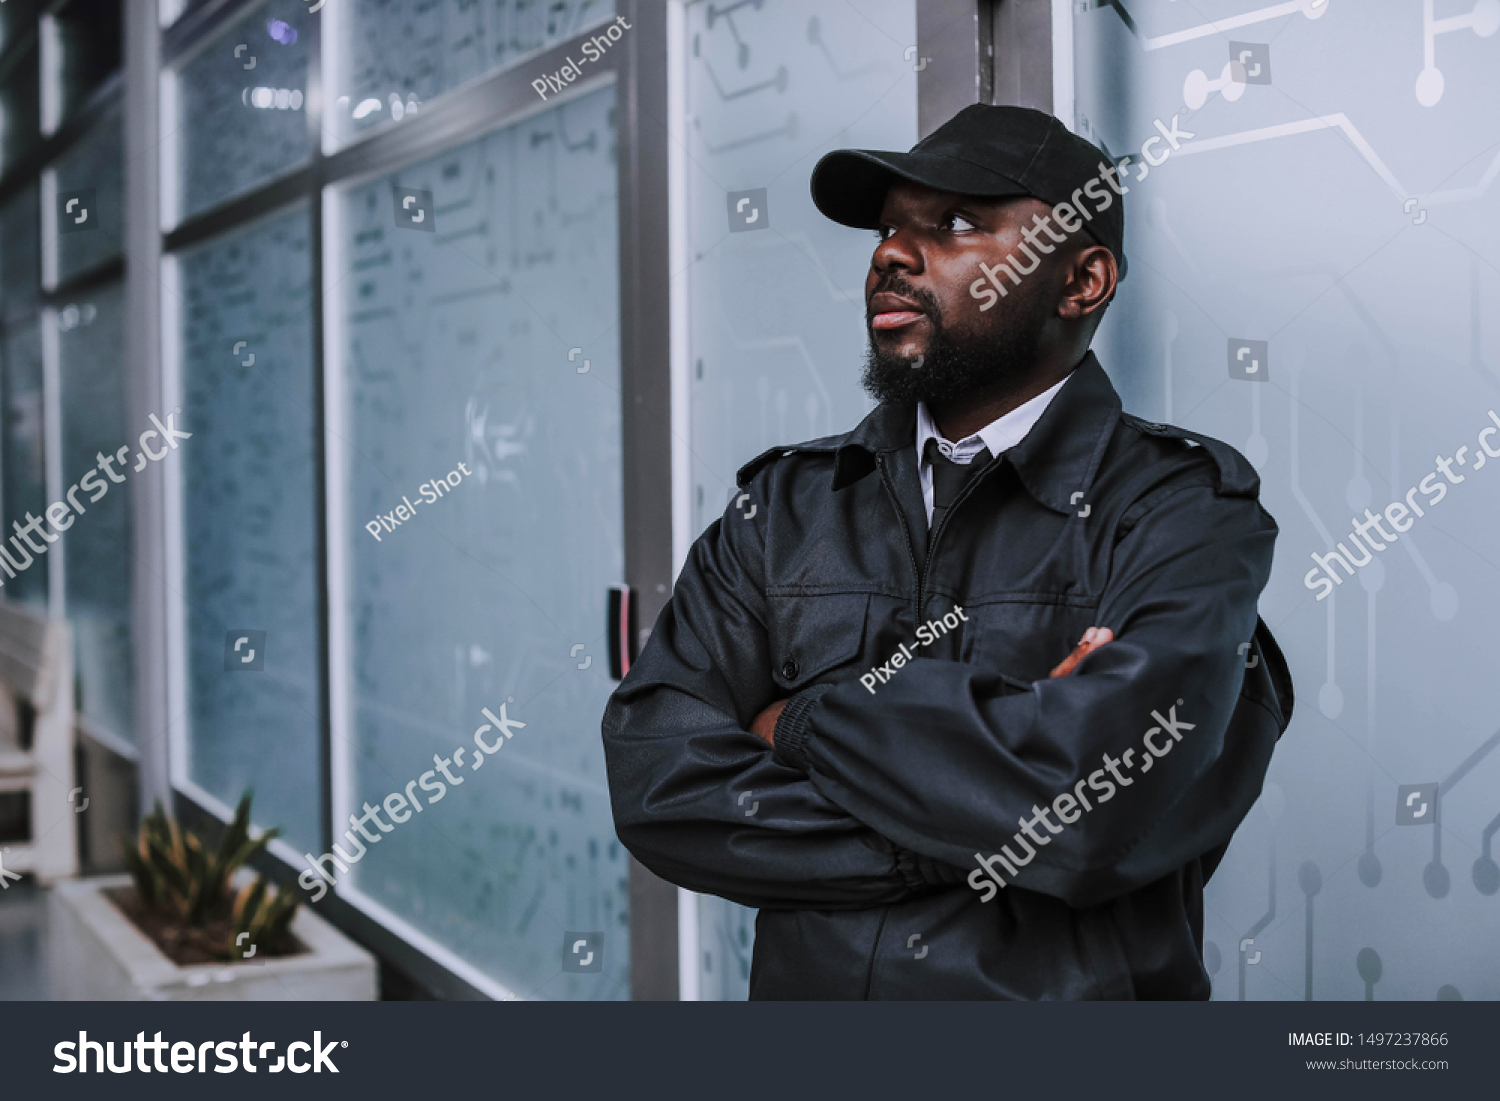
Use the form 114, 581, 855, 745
146, 0, 672, 1001
0, 1, 131, 754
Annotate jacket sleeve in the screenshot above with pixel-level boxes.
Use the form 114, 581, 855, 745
600, 495, 931, 911
771, 482, 1282, 909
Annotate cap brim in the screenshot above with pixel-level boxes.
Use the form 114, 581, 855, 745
810, 148, 1029, 230
810, 147, 1127, 279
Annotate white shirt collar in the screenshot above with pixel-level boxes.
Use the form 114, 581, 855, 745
916, 374, 1069, 467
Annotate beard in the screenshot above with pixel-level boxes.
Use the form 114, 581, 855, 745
861, 272, 1051, 408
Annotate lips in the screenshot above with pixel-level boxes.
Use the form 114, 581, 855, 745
869, 292, 926, 332
871, 310, 925, 330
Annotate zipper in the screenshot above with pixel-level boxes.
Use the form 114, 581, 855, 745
876, 453, 925, 619
877, 449, 1002, 622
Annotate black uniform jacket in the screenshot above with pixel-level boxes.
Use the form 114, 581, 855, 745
602, 352, 1294, 999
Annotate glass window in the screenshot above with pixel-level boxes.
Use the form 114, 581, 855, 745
682, 0, 918, 999
177, 203, 321, 853
57, 282, 132, 743
326, 0, 614, 146
49, 114, 123, 285
0, 0, 40, 56
1069, 3, 1500, 999
172, 0, 313, 223
331, 85, 625, 998
0, 316, 46, 609
0, 185, 43, 608
161, 0, 214, 30
0, 45, 41, 177
51, 0, 123, 130
0, 182, 37, 317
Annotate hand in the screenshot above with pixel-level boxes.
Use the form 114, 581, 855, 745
1048, 626, 1113, 678
751, 698, 789, 747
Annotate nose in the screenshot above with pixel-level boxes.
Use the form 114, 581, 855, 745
872, 227, 921, 276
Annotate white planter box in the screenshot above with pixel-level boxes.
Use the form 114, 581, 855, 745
47, 875, 377, 1001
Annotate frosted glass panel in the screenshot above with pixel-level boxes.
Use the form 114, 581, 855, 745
54, 0, 123, 128
683, 0, 918, 1001
1, 318, 46, 610
334, 86, 625, 999
0, 184, 38, 316
179, 205, 321, 853
0, 180, 42, 611
174, 0, 313, 221
53, 115, 124, 284
697, 893, 754, 1001
58, 282, 132, 743
0, 0, 39, 54
1072, 0, 1500, 1000
0, 47, 40, 174
328, 0, 613, 145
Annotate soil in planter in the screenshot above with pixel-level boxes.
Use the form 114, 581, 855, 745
104, 886, 308, 966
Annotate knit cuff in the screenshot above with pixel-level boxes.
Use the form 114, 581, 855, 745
771, 683, 835, 771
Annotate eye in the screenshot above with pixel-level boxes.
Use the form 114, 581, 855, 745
942, 212, 979, 233
873, 225, 894, 242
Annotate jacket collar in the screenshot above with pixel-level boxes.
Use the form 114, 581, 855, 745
830, 351, 1122, 514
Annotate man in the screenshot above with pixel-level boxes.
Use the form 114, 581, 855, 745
602, 105, 1293, 999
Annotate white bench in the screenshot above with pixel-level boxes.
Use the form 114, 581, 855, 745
0, 602, 76, 883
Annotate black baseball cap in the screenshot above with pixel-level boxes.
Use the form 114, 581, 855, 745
810, 104, 1126, 278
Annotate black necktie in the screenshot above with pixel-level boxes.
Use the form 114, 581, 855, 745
926, 439, 992, 546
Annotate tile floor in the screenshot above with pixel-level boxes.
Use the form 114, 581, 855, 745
0, 876, 49, 999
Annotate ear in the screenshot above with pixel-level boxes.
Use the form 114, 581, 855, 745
1057, 245, 1117, 321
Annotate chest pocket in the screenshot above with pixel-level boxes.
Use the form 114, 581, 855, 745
767, 592, 871, 693
964, 596, 1098, 684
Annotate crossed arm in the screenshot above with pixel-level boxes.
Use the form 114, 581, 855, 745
601, 480, 1275, 911
747, 627, 1114, 746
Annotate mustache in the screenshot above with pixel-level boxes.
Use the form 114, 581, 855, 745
867, 274, 942, 324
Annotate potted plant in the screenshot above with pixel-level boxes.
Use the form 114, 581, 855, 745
47, 793, 376, 1000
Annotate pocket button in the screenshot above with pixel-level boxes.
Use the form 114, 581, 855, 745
780, 660, 799, 680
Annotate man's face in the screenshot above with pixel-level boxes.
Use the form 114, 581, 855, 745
861, 181, 1070, 407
